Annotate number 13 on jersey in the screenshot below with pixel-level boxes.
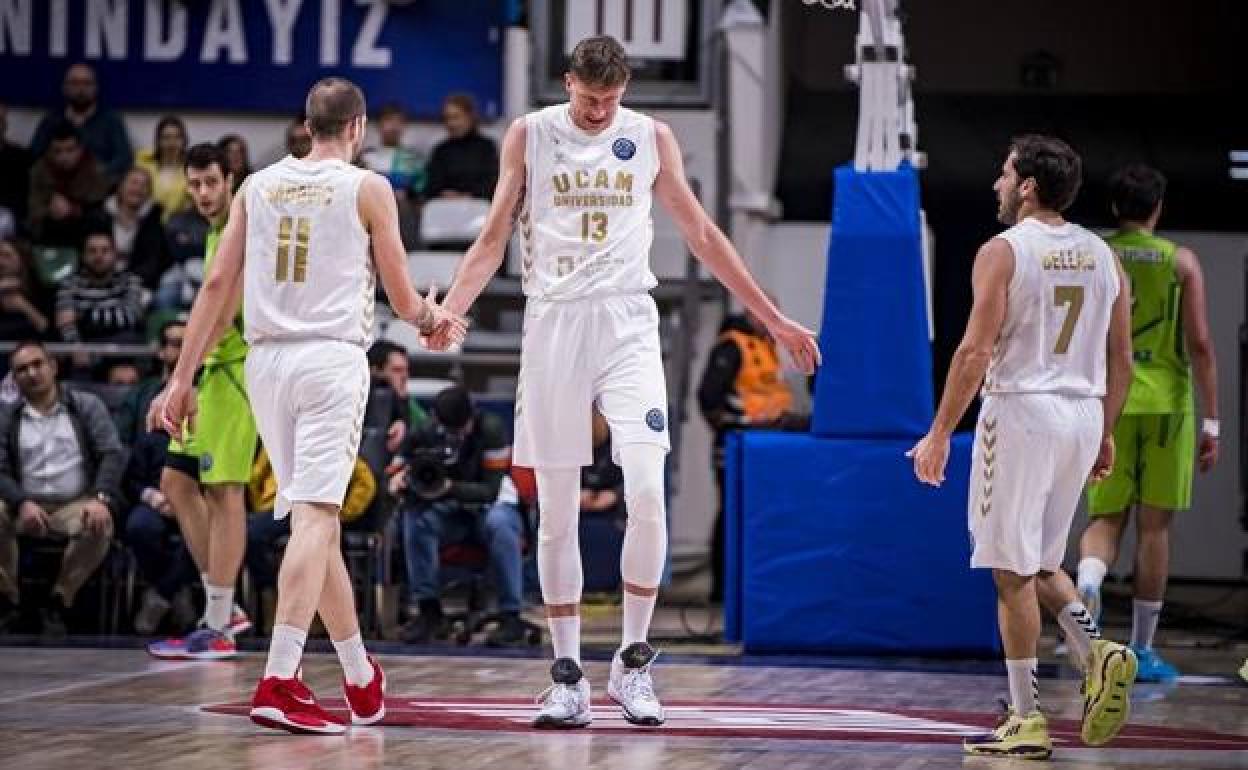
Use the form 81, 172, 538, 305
275, 216, 311, 283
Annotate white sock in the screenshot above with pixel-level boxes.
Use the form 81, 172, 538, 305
621, 590, 657, 650
548, 615, 581, 663
203, 584, 233, 632
1005, 658, 1039, 716
1131, 599, 1163, 649
1076, 557, 1108, 593
263, 624, 307, 680
1055, 601, 1101, 671
332, 633, 374, 687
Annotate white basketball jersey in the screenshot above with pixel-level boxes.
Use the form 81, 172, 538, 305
521, 104, 659, 300
243, 157, 375, 347
984, 218, 1120, 398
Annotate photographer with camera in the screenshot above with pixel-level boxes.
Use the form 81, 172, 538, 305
390, 385, 525, 645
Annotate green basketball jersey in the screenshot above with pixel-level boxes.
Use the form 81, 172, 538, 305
1108, 229, 1192, 414
203, 224, 249, 366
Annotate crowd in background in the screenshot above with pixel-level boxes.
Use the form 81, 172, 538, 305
0, 62, 499, 376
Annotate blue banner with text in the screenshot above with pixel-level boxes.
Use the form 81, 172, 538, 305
0, 0, 503, 118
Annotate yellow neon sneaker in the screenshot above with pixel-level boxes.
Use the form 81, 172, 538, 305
1081, 639, 1137, 746
964, 705, 1053, 760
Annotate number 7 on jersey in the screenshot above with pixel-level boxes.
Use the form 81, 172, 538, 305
1053, 285, 1084, 354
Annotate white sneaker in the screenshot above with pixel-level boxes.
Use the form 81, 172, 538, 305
133, 588, 171, 635
533, 657, 592, 728
608, 642, 665, 726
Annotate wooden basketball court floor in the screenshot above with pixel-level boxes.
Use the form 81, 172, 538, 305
2, 639, 1246, 770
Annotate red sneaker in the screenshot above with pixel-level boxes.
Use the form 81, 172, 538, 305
343, 656, 386, 725
249, 676, 346, 735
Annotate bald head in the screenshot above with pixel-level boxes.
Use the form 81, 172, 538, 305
305, 77, 366, 140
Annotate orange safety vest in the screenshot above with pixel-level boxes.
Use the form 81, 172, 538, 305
720, 329, 792, 423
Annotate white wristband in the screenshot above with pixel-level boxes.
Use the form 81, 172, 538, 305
1201, 418, 1220, 439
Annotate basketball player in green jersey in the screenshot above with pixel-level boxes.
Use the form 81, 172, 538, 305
146, 143, 258, 660
1077, 163, 1219, 682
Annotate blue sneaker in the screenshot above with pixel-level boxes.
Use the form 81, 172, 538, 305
183, 627, 238, 661
1131, 646, 1178, 683
146, 635, 190, 660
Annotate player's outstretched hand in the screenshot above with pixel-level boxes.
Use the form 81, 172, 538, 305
160, 378, 198, 442
1088, 435, 1115, 483
767, 315, 821, 375
906, 431, 950, 486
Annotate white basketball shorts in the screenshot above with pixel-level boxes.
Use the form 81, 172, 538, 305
245, 339, 370, 519
968, 393, 1102, 576
513, 292, 670, 468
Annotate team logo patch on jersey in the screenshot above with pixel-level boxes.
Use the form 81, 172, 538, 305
612, 138, 636, 161
645, 408, 665, 432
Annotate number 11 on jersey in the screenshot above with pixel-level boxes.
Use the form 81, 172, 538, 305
275, 216, 311, 283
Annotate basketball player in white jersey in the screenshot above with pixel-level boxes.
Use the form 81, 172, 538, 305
908, 135, 1137, 759
430, 36, 820, 728
161, 78, 466, 735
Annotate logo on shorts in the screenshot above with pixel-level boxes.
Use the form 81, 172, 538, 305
645, 408, 665, 432
200, 453, 214, 472
612, 138, 636, 161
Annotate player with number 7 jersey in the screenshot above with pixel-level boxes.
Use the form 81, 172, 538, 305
908, 135, 1137, 759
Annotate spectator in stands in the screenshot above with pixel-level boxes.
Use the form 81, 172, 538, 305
0, 102, 32, 239
424, 94, 498, 200
30, 63, 133, 186
698, 309, 808, 602
56, 230, 146, 368
286, 114, 312, 159
90, 167, 170, 291
0, 340, 124, 636
0, 239, 51, 344
361, 104, 424, 247
103, 360, 140, 387
135, 116, 190, 222
28, 121, 110, 249
362, 104, 425, 198
217, 134, 251, 193
159, 205, 208, 311
244, 445, 376, 634
391, 385, 525, 645
367, 340, 428, 454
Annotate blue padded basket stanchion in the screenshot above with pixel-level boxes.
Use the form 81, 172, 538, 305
735, 431, 999, 656
811, 164, 933, 438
